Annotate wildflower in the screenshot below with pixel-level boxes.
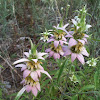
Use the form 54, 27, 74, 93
69, 74, 79, 83
63, 38, 89, 64
40, 31, 52, 42
45, 23, 69, 60
65, 31, 89, 42
45, 45, 64, 60
13, 40, 51, 97
86, 58, 98, 67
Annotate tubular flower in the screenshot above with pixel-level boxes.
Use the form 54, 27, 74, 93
21, 77, 41, 97
13, 49, 51, 97
65, 31, 89, 42
63, 38, 89, 64
46, 24, 69, 60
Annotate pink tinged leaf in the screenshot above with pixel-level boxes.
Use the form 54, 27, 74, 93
54, 40, 59, 48
83, 38, 87, 42
63, 23, 69, 28
20, 79, 25, 84
23, 69, 31, 78
45, 48, 51, 53
32, 59, 38, 63
36, 70, 41, 77
71, 53, 77, 62
59, 40, 64, 46
81, 47, 89, 57
15, 64, 27, 68
62, 37, 67, 41
72, 19, 77, 26
77, 54, 85, 65
53, 53, 58, 60
63, 48, 71, 56
57, 27, 69, 34
37, 56, 45, 60
84, 34, 89, 37
29, 50, 31, 55
21, 66, 27, 71
69, 31, 74, 34
25, 85, 32, 93
36, 82, 41, 91
30, 71, 39, 81
47, 38, 55, 43
13, 58, 29, 65
32, 86, 38, 97
38, 65, 44, 70
57, 53, 60, 59
86, 25, 92, 30
59, 50, 64, 56
78, 39, 85, 45
62, 46, 68, 52
49, 51, 54, 57
37, 52, 47, 57
65, 34, 73, 38
16, 87, 26, 98
40, 70, 52, 79
24, 52, 30, 58
68, 38, 77, 47
49, 35, 54, 39
76, 26, 80, 30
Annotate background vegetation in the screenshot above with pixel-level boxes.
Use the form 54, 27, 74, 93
0, 0, 100, 100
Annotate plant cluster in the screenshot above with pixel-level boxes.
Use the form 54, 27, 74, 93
13, 6, 100, 100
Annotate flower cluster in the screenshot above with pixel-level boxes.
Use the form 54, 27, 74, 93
45, 23, 69, 60
13, 41, 51, 97
63, 6, 91, 64
45, 6, 91, 64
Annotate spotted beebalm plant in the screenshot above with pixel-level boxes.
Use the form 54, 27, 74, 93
62, 6, 91, 64
13, 40, 51, 98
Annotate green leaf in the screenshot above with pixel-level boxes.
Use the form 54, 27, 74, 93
71, 95, 78, 100
29, 39, 36, 55
94, 71, 99, 90
57, 59, 68, 82
59, 19, 63, 27
79, 85, 95, 92
0, 65, 4, 68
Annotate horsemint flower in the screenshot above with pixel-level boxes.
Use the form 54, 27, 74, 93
13, 40, 51, 97
45, 23, 69, 60
63, 38, 89, 64
65, 7, 91, 42
65, 31, 89, 42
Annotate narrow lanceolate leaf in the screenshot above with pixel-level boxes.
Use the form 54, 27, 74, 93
15, 87, 26, 100
79, 85, 95, 92
57, 59, 68, 82
94, 71, 99, 90
29, 39, 36, 55
71, 95, 78, 100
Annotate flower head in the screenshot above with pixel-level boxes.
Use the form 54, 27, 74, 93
86, 58, 98, 67
13, 40, 51, 97
63, 38, 89, 64
46, 23, 69, 60
40, 31, 52, 42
